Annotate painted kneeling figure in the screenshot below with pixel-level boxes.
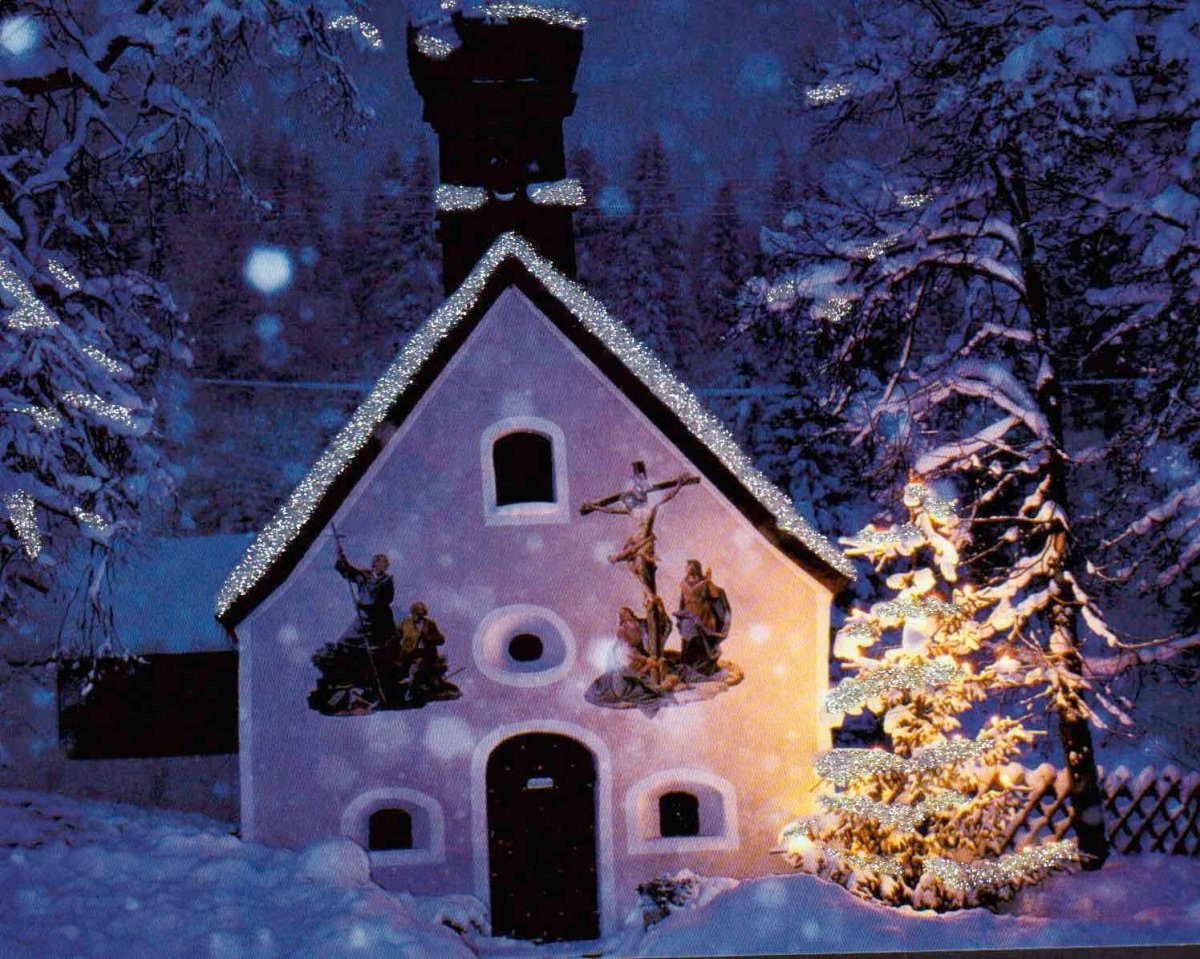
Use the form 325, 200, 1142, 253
585, 606, 664, 709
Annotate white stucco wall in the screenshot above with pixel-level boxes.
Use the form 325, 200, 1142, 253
239, 285, 836, 932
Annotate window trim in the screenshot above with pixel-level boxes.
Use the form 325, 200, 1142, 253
341, 787, 446, 866
625, 769, 740, 855
480, 417, 570, 526
471, 604, 577, 688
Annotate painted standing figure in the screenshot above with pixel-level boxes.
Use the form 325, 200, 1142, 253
335, 543, 396, 645
675, 560, 732, 676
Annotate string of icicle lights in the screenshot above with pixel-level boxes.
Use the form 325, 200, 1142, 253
1, 258, 57, 330
851, 522, 923, 548
328, 15, 383, 49
820, 790, 969, 831
62, 392, 142, 433
907, 482, 957, 520
415, 32, 453, 59
215, 232, 855, 617
3, 491, 40, 559
9, 404, 62, 429
815, 739, 988, 786
71, 507, 109, 535
3, 255, 127, 557
79, 343, 127, 376
481, 2, 587, 28
46, 259, 80, 292
875, 596, 959, 619
925, 840, 1079, 891
806, 82, 850, 105
435, 184, 489, 212
838, 620, 878, 648
783, 821, 1078, 889
861, 235, 899, 261
825, 659, 964, 713
528, 178, 587, 207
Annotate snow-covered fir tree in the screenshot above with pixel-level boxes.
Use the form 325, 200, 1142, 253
0, 1, 371, 650
744, 0, 1200, 867
569, 146, 624, 312
782, 483, 1079, 909
348, 145, 440, 378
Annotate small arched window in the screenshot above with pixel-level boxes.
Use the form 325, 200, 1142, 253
368, 808, 413, 851
493, 431, 555, 506
658, 791, 701, 838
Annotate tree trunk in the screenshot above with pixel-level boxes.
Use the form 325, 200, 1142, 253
1049, 596, 1110, 869
1007, 167, 1110, 869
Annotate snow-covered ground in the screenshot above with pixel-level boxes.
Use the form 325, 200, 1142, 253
0, 790, 474, 959
2, 789, 1197, 959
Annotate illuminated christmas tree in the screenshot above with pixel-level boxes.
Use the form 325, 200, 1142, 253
780, 482, 1079, 909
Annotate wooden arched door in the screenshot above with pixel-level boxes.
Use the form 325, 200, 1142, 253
486, 732, 600, 942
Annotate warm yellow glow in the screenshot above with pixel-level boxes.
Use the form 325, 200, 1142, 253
784, 832, 816, 858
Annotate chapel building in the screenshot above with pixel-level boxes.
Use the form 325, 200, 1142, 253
216, 7, 852, 942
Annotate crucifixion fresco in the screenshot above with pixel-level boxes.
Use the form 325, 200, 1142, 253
580, 462, 742, 714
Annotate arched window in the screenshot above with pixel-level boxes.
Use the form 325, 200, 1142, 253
368, 808, 413, 851
626, 770, 739, 854
658, 791, 701, 838
493, 431, 555, 506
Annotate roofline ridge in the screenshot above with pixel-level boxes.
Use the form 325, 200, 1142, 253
215, 232, 851, 622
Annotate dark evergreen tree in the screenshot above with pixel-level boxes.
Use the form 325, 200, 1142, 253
614, 133, 688, 369
348, 145, 440, 377
569, 146, 622, 311
686, 181, 750, 382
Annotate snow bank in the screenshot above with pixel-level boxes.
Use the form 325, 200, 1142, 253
3, 789, 1196, 958
632, 861, 1200, 956
0, 790, 474, 959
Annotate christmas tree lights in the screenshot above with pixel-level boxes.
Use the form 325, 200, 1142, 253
783, 483, 1080, 908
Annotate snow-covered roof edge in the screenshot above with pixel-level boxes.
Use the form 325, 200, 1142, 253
215, 232, 853, 620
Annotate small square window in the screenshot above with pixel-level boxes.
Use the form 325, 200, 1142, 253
658, 791, 701, 838
368, 808, 414, 851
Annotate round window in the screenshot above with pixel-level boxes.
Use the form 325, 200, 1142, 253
508, 633, 544, 662
473, 605, 576, 687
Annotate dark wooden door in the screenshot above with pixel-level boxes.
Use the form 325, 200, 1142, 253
486, 733, 600, 942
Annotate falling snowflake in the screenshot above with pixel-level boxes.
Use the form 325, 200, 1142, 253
243, 246, 294, 295
0, 15, 38, 56
254, 314, 283, 342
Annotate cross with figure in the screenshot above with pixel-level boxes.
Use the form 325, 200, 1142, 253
580, 461, 699, 598
581, 463, 699, 680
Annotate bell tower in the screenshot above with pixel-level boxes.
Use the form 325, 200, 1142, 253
407, 11, 584, 294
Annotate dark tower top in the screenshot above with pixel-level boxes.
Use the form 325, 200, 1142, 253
408, 11, 584, 294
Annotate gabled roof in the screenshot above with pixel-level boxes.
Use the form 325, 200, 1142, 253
215, 232, 853, 627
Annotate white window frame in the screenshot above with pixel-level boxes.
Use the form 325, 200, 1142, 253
471, 603, 577, 688
480, 416, 570, 525
625, 769, 740, 855
341, 787, 446, 867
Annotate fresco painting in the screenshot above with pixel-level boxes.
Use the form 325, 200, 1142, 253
582, 462, 743, 714
308, 538, 462, 714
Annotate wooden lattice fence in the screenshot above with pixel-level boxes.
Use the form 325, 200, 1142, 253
979, 763, 1200, 857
